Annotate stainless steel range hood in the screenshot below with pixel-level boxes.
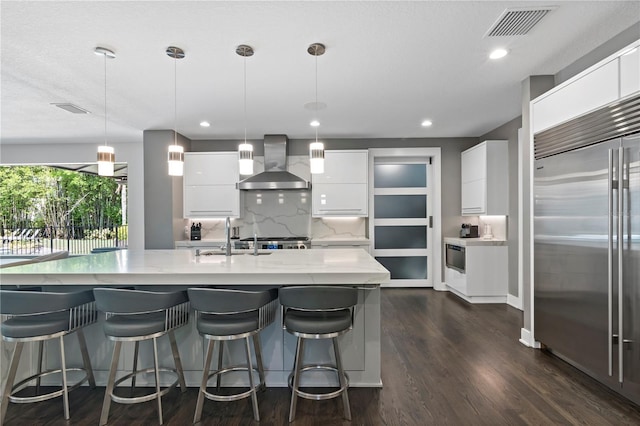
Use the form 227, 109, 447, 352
237, 135, 310, 190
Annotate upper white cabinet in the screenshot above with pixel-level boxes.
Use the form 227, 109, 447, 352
532, 59, 619, 133
532, 40, 640, 134
461, 140, 508, 216
312, 150, 368, 217
183, 152, 241, 218
620, 47, 640, 98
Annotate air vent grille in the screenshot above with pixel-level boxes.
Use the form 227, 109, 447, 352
51, 103, 91, 114
487, 8, 554, 37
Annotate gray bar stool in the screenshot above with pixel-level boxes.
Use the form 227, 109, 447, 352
93, 288, 189, 425
187, 287, 278, 423
0, 288, 97, 424
279, 285, 358, 422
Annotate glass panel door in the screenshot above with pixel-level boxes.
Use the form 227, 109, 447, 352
372, 159, 432, 287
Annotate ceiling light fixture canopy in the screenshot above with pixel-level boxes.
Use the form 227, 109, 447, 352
237, 44, 254, 176
94, 46, 116, 177
308, 42, 325, 174
166, 46, 185, 176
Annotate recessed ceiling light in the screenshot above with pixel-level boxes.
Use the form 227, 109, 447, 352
200, 121, 210, 127
421, 120, 433, 127
489, 48, 508, 60
310, 120, 320, 127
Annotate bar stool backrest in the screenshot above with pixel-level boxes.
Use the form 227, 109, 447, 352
93, 288, 188, 315
279, 286, 358, 311
0, 289, 94, 316
188, 288, 277, 314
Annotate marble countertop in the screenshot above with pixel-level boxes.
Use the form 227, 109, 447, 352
0, 248, 390, 286
444, 237, 507, 246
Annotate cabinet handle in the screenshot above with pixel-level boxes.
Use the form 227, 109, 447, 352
319, 208, 363, 212
189, 210, 233, 213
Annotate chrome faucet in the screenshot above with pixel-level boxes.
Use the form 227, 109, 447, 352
253, 233, 258, 256
224, 217, 232, 256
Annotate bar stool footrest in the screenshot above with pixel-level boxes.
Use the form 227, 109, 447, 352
288, 365, 349, 401
9, 368, 90, 404
110, 367, 179, 405
203, 365, 262, 402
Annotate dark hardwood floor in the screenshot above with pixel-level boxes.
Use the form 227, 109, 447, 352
5, 289, 640, 425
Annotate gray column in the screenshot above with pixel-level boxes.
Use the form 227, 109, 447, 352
143, 130, 190, 249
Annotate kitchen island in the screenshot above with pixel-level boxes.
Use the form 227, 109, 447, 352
1, 249, 390, 388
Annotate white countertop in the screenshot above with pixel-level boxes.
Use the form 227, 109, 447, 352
0, 248, 390, 286
444, 237, 507, 246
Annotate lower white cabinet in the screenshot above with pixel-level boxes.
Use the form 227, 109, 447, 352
445, 238, 508, 303
184, 185, 240, 218
312, 183, 368, 217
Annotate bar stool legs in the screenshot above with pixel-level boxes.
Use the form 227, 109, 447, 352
194, 337, 264, 423
0, 342, 24, 424
1, 331, 97, 424
288, 336, 351, 422
99, 331, 187, 426
333, 337, 351, 421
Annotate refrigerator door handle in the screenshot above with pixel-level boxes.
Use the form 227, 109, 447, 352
608, 149, 615, 377
618, 147, 624, 384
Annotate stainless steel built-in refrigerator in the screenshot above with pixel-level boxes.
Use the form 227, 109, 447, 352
534, 94, 640, 405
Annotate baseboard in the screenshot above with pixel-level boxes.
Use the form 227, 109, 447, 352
507, 293, 522, 310
519, 328, 540, 348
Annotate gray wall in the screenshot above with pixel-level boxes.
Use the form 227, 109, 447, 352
480, 117, 522, 297
143, 130, 190, 249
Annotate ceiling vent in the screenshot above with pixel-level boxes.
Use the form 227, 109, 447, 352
486, 7, 555, 37
51, 103, 91, 114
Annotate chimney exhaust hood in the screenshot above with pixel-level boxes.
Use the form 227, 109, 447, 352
236, 135, 311, 190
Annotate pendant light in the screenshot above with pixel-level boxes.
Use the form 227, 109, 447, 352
94, 47, 116, 177
308, 43, 325, 174
237, 44, 254, 176
166, 46, 185, 176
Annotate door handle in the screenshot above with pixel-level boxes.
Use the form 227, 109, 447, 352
618, 147, 624, 384
608, 149, 615, 377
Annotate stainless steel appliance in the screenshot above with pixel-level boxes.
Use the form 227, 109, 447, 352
459, 224, 479, 238
236, 135, 311, 190
445, 244, 465, 273
235, 237, 310, 250
534, 94, 640, 404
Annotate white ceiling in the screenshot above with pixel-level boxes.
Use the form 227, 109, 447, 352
2, 1, 639, 146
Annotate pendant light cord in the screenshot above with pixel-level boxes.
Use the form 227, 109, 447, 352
243, 53, 247, 144
314, 46, 319, 143
174, 51, 177, 146
103, 53, 107, 146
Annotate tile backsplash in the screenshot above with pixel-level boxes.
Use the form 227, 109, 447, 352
184, 155, 367, 240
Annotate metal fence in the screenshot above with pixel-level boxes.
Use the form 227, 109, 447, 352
1, 225, 128, 255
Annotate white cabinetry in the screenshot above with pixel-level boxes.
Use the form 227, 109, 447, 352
620, 46, 640, 98
532, 59, 619, 133
444, 238, 508, 303
312, 150, 368, 217
183, 152, 241, 218
461, 140, 508, 216
532, 41, 640, 134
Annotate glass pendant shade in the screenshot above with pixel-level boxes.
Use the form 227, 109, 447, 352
239, 143, 254, 175
309, 141, 325, 174
168, 144, 184, 176
97, 145, 115, 176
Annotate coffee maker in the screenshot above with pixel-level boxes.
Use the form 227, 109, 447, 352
460, 223, 479, 238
